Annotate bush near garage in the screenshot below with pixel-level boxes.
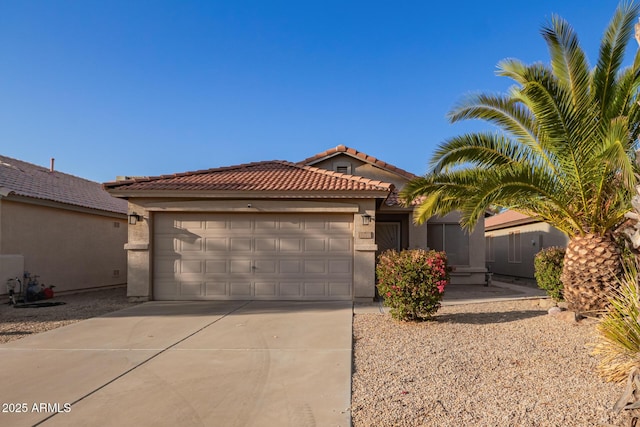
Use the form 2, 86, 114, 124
376, 249, 450, 321
534, 247, 565, 301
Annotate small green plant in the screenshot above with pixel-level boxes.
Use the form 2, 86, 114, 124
534, 247, 565, 301
592, 258, 640, 383
376, 249, 449, 321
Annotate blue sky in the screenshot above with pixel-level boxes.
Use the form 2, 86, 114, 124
0, 0, 631, 183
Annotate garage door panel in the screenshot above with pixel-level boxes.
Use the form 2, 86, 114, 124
255, 220, 277, 230
229, 282, 252, 296
153, 213, 353, 300
280, 219, 302, 230
304, 260, 326, 274
304, 220, 327, 230
329, 259, 351, 274
156, 259, 177, 275
205, 260, 227, 274
205, 282, 227, 296
230, 260, 252, 273
205, 220, 226, 229
180, 260, 202, 274
280, 238, 302, 252
329, 220, 351, 230
179, 281, 203, 296
329, 238, 351, 252
254, 260, 276, 273
280, 260, 301, 274
280, 282, 302, 297
329, 282, 351, 296
230, 220, 251, 229
230, 238, 252, 252
255, 238, 277, 251
181, 240, 203, 252
304, 239, 326, 251
155, 236, 177, 253
179, 220, 204, 230
205, 238, 228, 252
255, 282, 277, 296
305, 282, 327, 296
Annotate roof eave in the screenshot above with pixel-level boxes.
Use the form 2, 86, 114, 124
105, 189, 392, 199
485, 217, 541, 231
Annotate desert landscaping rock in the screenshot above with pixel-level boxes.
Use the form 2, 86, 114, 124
352, 299, 638, 427
548, 306, 563, 315
0, 287, 138, 343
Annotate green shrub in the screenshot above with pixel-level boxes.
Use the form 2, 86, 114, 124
376, 249, 450, 321
534, 247, 565, 301
592, 258, 640, 383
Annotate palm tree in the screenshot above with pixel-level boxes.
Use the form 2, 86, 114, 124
401, 2, 640, 315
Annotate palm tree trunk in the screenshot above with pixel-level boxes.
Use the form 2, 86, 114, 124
561, 233, 622, 315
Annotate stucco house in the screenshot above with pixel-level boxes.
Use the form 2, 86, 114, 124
104, 145, 486, 302
485, 210, 569, 279
0, 155, 128, 294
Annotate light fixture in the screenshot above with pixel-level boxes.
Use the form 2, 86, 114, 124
128, 212, 143, 225
361, 213, 374, 225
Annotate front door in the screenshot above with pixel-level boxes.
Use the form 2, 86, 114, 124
375, 222, 401, 258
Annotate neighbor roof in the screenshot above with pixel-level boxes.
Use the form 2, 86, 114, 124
485, 210, 539, 231
103, 160, 394, 195
299, 145, 417, 180
0, 155, 127, 214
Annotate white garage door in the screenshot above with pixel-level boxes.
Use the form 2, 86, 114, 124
153, 213, 353, 300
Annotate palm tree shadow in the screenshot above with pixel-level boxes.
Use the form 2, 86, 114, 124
435, 309, 547, 325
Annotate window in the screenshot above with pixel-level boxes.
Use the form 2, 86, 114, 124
427, 224, 470, 266
508, 231, 521, 263
485, 235, 494, 262
335, 162, 352, 174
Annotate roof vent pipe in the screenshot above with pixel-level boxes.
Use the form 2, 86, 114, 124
50, 158, 55, 172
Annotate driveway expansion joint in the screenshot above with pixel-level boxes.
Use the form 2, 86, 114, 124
31, 300, 252, 426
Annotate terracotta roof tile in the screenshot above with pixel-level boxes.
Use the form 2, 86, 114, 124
299, 145, 417, 180
0, 155, 127, 214
104, 160, 394, 194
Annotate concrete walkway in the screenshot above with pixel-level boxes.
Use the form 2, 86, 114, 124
0, 301, 352, 427
354, 280, 548, 314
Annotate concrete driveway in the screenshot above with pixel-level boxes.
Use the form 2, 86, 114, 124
0, 301, 353, 427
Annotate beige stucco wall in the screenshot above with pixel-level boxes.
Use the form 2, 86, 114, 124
311, 155, 486, 285
310, 154, 431, 264
428, 212, 486, 285
309, 156, 410, 189
0, 198, 127, 293
486, 221, 569, 279
124, 198, 381, 302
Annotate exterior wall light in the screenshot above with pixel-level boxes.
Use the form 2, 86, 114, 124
129, 212, 143, 225
361, 214, 374, 225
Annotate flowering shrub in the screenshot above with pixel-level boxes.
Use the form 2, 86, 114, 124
376, 249, 450, 321
534, 247, 565, 301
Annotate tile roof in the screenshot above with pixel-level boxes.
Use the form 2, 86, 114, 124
485, 210, 538, 230
103, 160, 394, 194
383, 188, 424, 207
0, 155, 127, 214
299, 145, 417, 180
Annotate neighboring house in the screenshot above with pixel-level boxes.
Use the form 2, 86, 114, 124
484, 210, 569, 279
0, 155, 128, 294
104, 145, 486, 302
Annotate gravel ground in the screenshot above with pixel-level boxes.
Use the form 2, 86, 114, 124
2, 289, 636, 425
352, 299, 638, 427
0, 287, 138, 344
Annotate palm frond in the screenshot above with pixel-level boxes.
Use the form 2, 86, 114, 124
541, 14, 591, 109
593, 1, 640, 122
428, 132, 532, 173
